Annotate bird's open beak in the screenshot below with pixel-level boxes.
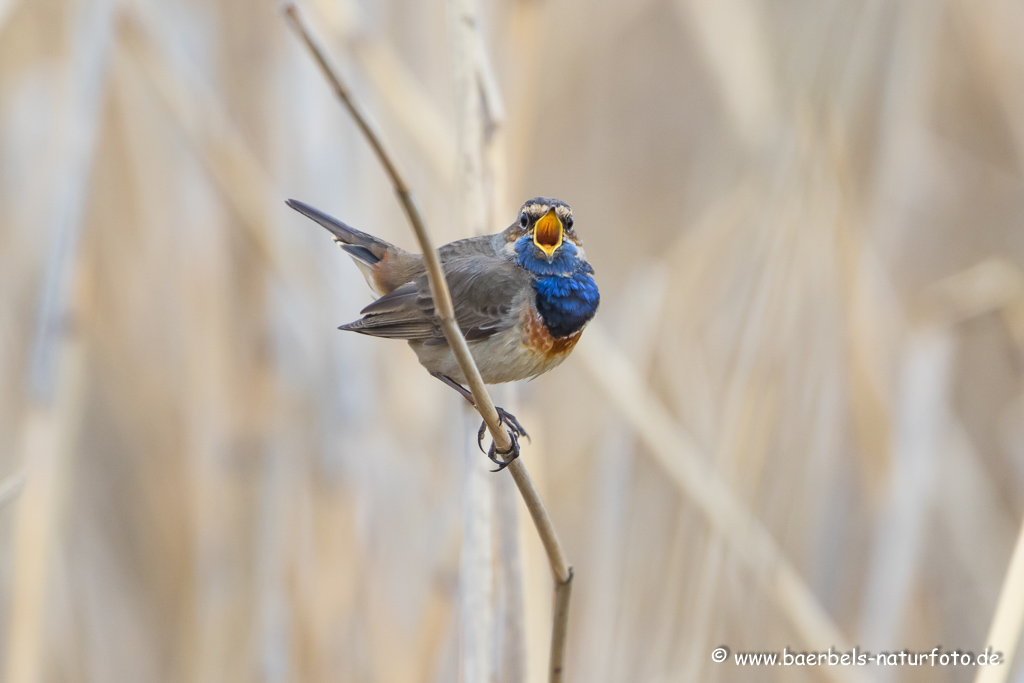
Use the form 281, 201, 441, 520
533, 209, 563, 257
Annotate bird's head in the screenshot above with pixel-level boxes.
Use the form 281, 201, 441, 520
505, 198, 586, 273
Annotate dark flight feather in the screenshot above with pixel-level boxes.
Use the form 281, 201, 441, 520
339, 255, 532, 344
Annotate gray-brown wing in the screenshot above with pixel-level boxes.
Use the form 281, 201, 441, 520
338, 256, 533, 343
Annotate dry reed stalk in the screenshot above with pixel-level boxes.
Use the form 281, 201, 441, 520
0, 469, 26, 510
6, 341, 87, 683
459, 434, 495, 681
447, 4, 496, 676
118, 7, 288, 677
350, 37, 456, 190
937, 419, 1014, 606
469, 17, 529, 681
5, 0, 114, 680
577, 324, 869, 683
958, 261, 1024, 683
495, 474, 527, 683
574, 265, 668, 683
0, 0, 19, 36
674, 0, 777, 149
831, 149, 899, 493
927, 258, 1024, 326
119, 8, 450, 678
500, 0, 544, 188
909, 259, 1024, 683
305, 0, 457, 188
975, 511, 1024, 683
282, 4, 574, 681
115, 5, 318, 316
858, 330, 953, 662
955, 0, 1024, 165
510, 415, 553, 683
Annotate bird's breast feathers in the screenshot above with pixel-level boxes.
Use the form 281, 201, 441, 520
521, 306, 584, 360
454, 303, 584, 384
512, 236, 600, 340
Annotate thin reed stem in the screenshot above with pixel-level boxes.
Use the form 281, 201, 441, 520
0, 470, 25, 510
975, 510, 1024, 683
281, 4, 574, 681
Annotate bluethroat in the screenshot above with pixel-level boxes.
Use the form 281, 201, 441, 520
286, 197, 600, 470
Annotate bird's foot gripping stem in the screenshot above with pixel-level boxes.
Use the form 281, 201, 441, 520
485, 429, 520, 472
477, 407, 530, 471
476, 407, 530, 450
430, 375, 530, 473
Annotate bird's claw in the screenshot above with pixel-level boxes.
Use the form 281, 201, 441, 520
475, 407, 528, 472
477, 407, 530, 453
487, 430, 520, 472
497, 407, 530, 442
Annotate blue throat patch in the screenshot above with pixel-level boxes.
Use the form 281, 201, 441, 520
515, 237, 600, 338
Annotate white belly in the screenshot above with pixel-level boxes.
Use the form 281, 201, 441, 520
409, 325, 570, 385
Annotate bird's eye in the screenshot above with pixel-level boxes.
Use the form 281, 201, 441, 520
566, 216, 574, 230
520, 213, 529, 228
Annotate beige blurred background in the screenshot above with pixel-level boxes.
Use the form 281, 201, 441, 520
3, 0, 1024, 681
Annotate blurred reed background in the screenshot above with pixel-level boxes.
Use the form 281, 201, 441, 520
3, 0, 1024, 681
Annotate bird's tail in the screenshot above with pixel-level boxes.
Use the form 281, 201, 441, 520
287, 198, 418, 297
286, 199, 394, 266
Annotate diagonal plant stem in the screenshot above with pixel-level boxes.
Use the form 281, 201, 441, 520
975, 514, 1024, 683
281, 5, 574, 681
0, 470, 26, 511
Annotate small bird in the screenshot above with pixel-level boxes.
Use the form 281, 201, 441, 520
287, 196, 600, 469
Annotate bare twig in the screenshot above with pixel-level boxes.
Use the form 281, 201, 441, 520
351, 36, 457, 189
302, 0, 456, 186
282, 4, 573, 681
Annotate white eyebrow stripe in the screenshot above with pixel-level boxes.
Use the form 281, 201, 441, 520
521, 201, 573, 226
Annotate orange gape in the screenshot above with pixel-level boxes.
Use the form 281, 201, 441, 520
532, 210, 563, 255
